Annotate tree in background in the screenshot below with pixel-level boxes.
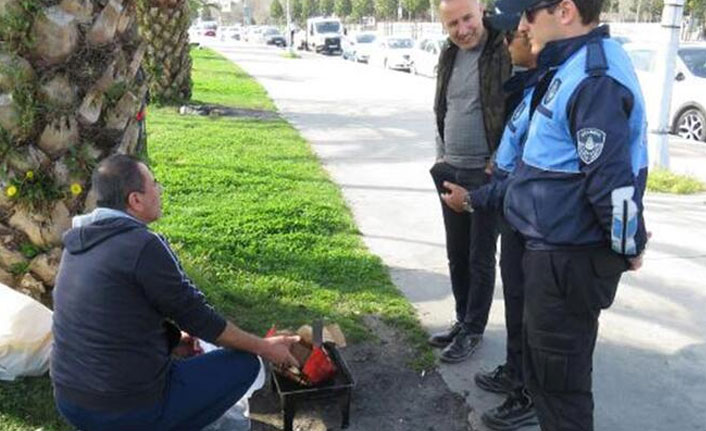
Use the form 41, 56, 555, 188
302, 0, 319, 18
291, 0, 303, 21
321, 0, 335, 16
271, 0, 285, 21
402, 0, 429, 18
138, 0, 193, 104
351, 0, 374, 20
0, 0, 146, 302
374, 0, 396, 19
335, 0, 353, 17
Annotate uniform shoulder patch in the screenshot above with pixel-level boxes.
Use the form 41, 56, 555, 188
543, 78, 562, 105
576, 128, 606, 164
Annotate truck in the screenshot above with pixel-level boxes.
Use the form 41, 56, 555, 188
305, 17, 343, 55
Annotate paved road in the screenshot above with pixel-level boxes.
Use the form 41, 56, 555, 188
209, 42, 706, 431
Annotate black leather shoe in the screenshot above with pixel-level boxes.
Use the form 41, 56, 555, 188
481, 389, 539, 431
475, 364, 518, 394
428, 321, 463, 348
439, 328, 481, 363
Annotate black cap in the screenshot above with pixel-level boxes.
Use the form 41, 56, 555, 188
499, 0, 546, 14
486, 0, 521, 32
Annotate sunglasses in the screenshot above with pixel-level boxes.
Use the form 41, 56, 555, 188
523, 0, 563, 23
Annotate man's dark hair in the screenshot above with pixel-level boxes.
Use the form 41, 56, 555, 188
92, 155, 145, 211
573, 0, 604, 25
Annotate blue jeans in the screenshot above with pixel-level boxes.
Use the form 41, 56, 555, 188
56, 349, 261, 431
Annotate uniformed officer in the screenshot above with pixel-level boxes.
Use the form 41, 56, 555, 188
441, 3, 541, 429
497, 0, 648, 429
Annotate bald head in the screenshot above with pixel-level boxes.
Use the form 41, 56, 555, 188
439, 0, 486, 50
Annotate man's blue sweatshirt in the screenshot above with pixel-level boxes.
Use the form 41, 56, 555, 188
51, 214, 227, 411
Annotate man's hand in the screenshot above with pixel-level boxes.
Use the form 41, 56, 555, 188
440, 181, 469, 213
260, 335, 301, 368
628, 231, 652, 271
172, 332, 204, 358
627, 254, 643, 271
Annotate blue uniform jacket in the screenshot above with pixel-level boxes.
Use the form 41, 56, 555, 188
470, 68, 542, 211
503, 26, 649, 256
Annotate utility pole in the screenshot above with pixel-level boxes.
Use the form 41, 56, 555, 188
287, 0, 294, 54
648, 0, 685, 169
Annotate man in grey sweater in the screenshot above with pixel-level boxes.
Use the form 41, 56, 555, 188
428, 0, 511, 363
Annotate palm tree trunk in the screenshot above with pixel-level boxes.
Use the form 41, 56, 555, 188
0, 0, 146, 304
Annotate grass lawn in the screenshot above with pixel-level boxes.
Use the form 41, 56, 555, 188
0, 48, 431, 430
647, 168, 705, 194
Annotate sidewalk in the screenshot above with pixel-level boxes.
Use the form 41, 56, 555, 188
212, 43, 706, 431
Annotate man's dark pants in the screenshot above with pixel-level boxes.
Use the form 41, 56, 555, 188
56, 349, 260, 431
431, 162, 498, 335
522, 248, 626, 431
499, 217, 525, 386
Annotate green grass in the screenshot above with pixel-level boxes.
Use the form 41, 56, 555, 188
190, 48, 275, 110
0, 48, 432, 430
647, 168, 705, 194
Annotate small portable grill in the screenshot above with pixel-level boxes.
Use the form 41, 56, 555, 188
271, 341, 355, 431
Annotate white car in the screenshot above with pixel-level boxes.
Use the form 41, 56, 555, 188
410, 36, 446, 77
217, 26, 241, 43
369, 36, 414, 71
342, 32, 377, 63
624, 42, 706, 142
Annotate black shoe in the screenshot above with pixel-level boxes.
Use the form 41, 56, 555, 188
481, 389, 539, 431
428, 321, 463, 348
439, 328, 482, 363
475, 364, 518, 394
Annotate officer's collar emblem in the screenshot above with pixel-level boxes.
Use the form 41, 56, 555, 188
577, 128, 606, 165
543, 78, 562, 105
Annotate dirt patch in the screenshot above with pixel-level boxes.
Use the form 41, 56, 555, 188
178, 104, 279, 120
250, 316, 470, 431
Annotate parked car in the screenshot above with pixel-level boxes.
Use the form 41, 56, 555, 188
624, 42, 706, 142
410, 35, 446, 77
263, 27, 286, 47
198, 21, 218, 37
369, 36, 414, 71
342, 32, 377, 62
217, 26, 241, 42
244, 26, 264, 43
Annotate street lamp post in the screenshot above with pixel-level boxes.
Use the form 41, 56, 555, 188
286, 0, 294, 54
648, 0, 685, 169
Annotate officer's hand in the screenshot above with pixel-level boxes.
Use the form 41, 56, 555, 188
441, 181, 468, 213
627, 254, 643, 271
261, 335, 300, 368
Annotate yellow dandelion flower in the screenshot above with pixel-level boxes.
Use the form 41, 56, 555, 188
70, 183, 82, 196
25, 170, 34, 180
6, 185, 17, 198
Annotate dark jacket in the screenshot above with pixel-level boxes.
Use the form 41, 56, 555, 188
51, 216, 227, 411
434, 22, 512, 155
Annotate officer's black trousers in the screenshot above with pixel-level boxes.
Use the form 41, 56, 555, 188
522, 249, 625, 431
431, 162, 498, 334
499, 217, 525, 387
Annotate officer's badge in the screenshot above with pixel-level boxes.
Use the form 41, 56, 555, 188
543, 79, 562, 105
511, 101, 526, 123
577, 128, 606, 164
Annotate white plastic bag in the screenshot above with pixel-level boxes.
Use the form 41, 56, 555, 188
0, 283, 53, 381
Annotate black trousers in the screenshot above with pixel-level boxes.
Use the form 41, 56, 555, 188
522, 248, 627, 431
499, 217, 525, 387
430, 162, 498, 335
